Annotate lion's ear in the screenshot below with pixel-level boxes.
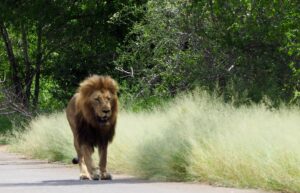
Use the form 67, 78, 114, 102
78, 81, 94, 97
111, 79, 119, 95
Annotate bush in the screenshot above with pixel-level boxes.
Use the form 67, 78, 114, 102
116, 0, 300, 105
9, 91, 300, 192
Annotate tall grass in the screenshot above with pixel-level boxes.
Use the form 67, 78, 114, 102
9, 113, 75, 162
9, 92, 300, 192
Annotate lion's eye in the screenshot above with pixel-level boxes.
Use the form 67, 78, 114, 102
95, 98, 101, 103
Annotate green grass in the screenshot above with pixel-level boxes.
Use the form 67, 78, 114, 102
9, 92, 300, 193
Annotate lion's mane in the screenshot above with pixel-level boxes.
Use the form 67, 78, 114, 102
71, 75, 118, 147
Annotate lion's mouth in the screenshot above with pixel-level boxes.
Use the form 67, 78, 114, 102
96, 116, 109, 123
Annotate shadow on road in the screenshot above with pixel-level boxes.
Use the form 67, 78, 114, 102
0, 178, 157, 187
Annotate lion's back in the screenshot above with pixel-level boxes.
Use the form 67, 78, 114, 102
66, 94, 78, 135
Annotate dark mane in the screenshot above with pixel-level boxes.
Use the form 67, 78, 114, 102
75, 112, 115, 146
75, 75, 118, 129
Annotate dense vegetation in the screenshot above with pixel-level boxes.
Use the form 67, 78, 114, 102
0, 0, 145, 112
0, 0, 299, 115
118, 0, 300, 105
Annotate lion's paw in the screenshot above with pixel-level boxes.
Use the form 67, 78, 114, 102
100, 172, 112, 180
91, 173, 100, 180
79, 175, 90, 180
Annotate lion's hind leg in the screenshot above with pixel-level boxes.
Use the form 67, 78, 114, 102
74, 138, 90, 180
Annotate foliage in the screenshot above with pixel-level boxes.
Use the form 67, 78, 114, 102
0, 0, 299, 135
0, 0, 299, 112
9, 92, 300, 193
44, 0, 146, 101
0, 116, 11, 133
116, 0, 300, 105
0, 0, 146, 111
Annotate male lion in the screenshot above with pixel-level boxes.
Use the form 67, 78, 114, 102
66, 75, 118, 180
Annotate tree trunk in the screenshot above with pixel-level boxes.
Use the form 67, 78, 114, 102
21, 24, 33, 108
0, 21, 23, 98
33, 23, 42, 109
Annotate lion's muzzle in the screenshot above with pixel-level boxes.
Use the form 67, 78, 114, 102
96, 115, 110, 125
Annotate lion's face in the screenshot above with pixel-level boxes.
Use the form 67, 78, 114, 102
74, 75, 118, 128
90, 90, 115, 123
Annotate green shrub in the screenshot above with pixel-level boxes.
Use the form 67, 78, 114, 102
0, 116, 12, 134
116, 0, 300, 104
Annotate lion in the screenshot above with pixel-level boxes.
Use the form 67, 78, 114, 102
66, 75, 118, 180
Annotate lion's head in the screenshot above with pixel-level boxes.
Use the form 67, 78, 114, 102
75, 75, 118, 127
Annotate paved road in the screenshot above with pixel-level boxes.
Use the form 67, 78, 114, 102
0, 147, 267, 193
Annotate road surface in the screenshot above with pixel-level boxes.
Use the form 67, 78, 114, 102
0, 146, 268, 193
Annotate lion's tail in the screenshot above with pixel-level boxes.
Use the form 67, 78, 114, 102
72, 157, 79, 164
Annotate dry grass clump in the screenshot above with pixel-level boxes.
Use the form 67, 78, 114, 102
10, 92, 300, 192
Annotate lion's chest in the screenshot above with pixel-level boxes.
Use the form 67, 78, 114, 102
77, 120, 113, 147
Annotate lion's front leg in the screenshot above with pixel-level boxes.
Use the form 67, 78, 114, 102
98, 142, 112, 180
78, 157, 90, 180
81, 144, 99, 180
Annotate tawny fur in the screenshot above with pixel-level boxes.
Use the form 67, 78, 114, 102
66, 75, 118, 180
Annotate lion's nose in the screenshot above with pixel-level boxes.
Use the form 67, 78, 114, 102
102, 109, 111, 114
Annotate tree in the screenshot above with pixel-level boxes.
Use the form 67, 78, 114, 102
0, 0, 146, 111
0, 0, 61, 110
116, 0, 300, 105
